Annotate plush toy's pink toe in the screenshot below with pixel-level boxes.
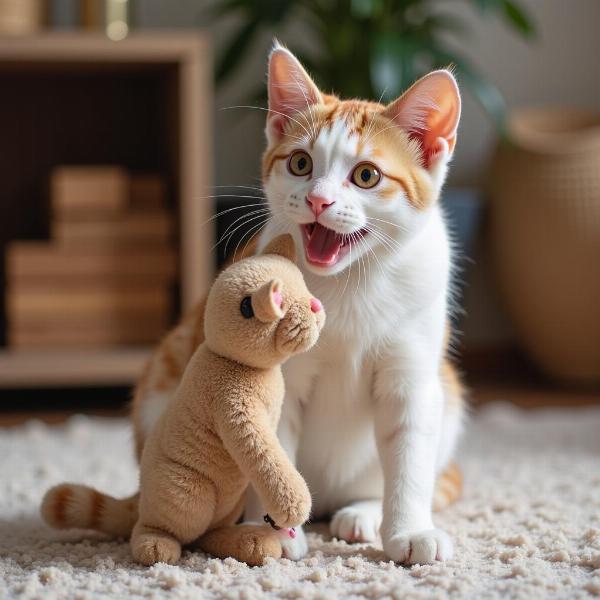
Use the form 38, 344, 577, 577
310, 298, 323, 313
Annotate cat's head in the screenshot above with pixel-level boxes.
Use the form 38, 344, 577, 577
262, 43, 461, 276
205, 234, 325, 369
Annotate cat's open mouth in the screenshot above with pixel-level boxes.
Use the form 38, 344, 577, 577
301, 223, 368, 267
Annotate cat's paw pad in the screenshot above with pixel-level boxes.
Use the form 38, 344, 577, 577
279, 526, 308, 560
383, 528, 453, 565
331, 506, 380, 543
131, 532, 181, 566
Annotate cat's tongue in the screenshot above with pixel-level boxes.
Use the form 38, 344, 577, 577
306, 224, 343, 265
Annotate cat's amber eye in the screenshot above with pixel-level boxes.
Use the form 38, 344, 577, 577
288, 151, 313, 176
351, 163, 381, 189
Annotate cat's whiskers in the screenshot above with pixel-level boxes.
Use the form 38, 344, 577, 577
357, 232, 385, 282
356, 233, 367, 297
373, 227, 405, 252
290, 75, 319, 141
368, 216, 410, 232
364, 224, 401, 255
211, 184, 265, 193
348, 231, 363, 298
232, 216, 270, 261
340, 234, 353, 298
368, 230, 402, 256
363, 123, 404, 147
272, 78, 318, 142
363, 86, 388, 145
199, 198, 267, 226
237, 213, 288, 261
217, 211, 272, 256
220, 105, 313, 142
219, 207, 272, 244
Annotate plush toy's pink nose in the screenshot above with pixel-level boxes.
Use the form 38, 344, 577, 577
306, 194, 334, 218
310, 297, 323, 313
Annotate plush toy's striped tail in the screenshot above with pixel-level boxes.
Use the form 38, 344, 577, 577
41, 484, 138, 538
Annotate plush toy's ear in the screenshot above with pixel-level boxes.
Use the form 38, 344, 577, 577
267, 42, 322, 146
262, 234, 297, 263
381, 69, 461, 170
252, 279, 284, 323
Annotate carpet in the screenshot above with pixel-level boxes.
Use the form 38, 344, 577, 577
1, 403, 599, 600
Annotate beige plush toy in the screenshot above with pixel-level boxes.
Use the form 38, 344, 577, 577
41, 235, 324, 566
129, 234, 325, 566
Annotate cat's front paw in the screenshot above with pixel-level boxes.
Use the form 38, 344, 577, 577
330, 505, 380, 543
383, 528, 453, 565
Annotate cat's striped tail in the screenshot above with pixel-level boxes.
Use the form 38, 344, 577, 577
41, 484, 138, 538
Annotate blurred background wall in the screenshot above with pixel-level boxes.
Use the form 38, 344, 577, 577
136, 0, 600, 187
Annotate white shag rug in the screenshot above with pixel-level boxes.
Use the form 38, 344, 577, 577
1, 403, 599, 600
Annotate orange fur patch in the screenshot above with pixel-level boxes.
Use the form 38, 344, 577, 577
263, 98, 435, 210
434, 462, 463, 510
442, 359, 465, 410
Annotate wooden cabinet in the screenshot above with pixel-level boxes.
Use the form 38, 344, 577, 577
0, 33, 214, 388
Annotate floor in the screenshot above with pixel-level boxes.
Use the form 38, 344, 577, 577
1, 401, 599, 599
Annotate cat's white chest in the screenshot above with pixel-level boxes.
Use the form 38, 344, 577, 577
284, 336, 382, 516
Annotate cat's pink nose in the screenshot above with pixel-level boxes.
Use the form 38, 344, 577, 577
310, 297, 323, 313
306, 194, 334, 218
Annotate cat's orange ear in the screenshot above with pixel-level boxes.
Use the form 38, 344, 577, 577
382, 70, 461, 170
266, 42, 322, 146
262, 233, 297, 263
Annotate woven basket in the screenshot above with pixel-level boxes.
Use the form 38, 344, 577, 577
489, 108, 600, 385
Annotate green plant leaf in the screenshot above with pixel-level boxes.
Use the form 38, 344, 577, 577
371, 33, 424, 101
501, 0, 535, 37
216, 19, 260, 83
422, 14, 470, 37
350, 0, 384, 19
470, 0, 503, 14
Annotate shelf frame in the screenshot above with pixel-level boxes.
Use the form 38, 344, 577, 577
0, 32, 214, 388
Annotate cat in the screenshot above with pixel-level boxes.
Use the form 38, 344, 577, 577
246, 43, 465, 564
44, 43, 464, 566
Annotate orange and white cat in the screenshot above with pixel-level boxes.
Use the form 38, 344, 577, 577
48, 43, 464, 565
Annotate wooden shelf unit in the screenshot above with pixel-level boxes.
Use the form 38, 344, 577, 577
0, 33, 214, 388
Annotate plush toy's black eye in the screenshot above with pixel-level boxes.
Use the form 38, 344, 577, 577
240, 296, 254, 319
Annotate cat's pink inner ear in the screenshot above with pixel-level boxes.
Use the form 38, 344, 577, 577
267, 45, 322, 144
273, 290, 283, 308
382, 70, 461, 169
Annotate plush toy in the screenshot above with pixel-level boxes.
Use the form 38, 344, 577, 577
130, 234, 325, 567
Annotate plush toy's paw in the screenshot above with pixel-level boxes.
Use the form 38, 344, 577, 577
383, 528, 453, 565
131, 531, 182, 566
267, 495, 311, 529
266, 477, 312, 529
330, 504, 380, 543
279, 525, 308, 560
238, 526, 283, 566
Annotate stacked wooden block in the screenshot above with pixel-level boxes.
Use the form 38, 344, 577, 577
6, 166, 177, 349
